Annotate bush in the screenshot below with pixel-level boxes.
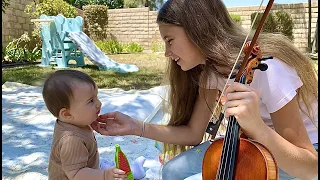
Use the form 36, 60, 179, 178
274, 10, 294, 40
25, 0, 78, 42
2, 33, 42, 64
230, 14, 241, 24
25, 0, 77, 18
251, 10, 294, 40
83, 5, 109, 40
124, 0, 141, 8
95, 40, 123, 54
75, 0, 124, 9
123, 42, 144, 53
95, 40, 144, 54
151, 41, 165, 53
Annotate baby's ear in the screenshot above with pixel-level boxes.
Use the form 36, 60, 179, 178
59, 108, 73, 121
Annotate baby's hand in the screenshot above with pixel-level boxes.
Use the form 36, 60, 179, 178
105, 166, 127, 180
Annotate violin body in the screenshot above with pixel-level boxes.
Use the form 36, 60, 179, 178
202, 137, 278, 180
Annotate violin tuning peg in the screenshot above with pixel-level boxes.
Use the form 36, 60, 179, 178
252, 63, 268, 71
258, 56, 273, 61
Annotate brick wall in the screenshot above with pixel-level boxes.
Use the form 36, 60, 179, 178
2, 2, 318, 53
106, 8, 159, 50
2, 0, 34, 47
106, 2, 318, 52
228, 2, 318, 52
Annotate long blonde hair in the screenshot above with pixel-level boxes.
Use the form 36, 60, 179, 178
157, 0, 318, 157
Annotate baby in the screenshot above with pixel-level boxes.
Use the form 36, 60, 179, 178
43, 70, 127, 180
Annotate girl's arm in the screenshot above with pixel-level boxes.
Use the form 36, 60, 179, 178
224, 83, 317, 180
95, 88, 218, 146
139, 88, 219, 145
255, 96, 318, 180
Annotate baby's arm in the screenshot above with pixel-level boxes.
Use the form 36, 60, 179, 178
66, 167, 126, 180
58, 136, 126, 180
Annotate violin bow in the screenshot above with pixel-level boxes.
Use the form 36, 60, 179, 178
208, 0, 275, 133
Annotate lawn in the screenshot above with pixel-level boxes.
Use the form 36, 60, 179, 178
2, 53, 318, 90
2, 53, 168, 90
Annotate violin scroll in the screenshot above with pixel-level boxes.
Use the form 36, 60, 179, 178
243, 41, 273, 84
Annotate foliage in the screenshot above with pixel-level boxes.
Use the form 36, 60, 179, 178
124, 0, 141, 8
96, 40, 123, 54
251, 10, 294, 40
24, 0, 77, 48
151, 40, 165, 53
63, 0, 77, 5
25, 0, 77, 18
2, 0, 10, 13
2, 33, 42, 64
95, 40, 144, 54
74, 0, 124, 9
123, 42, 144, 53
230, 14, 241, 24
83, 5, 109, 40
274, 10, 294, 40
123, 0, 164, 10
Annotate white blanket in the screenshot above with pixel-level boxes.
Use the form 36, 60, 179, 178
2, 82, 169, 180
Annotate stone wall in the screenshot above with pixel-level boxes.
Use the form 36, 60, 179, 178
2, 0, 34, 47
106, 2, 318, 52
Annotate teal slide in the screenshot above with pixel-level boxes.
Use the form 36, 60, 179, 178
68, 31, 139, 73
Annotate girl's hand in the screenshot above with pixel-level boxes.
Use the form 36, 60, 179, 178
105, 166, 127, 180
91, 111, 141, 136
224, 82, 267, 139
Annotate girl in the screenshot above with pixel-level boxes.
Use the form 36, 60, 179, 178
92, 0, 318, 179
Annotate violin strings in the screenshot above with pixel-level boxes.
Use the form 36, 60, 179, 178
217, 75, 247, 180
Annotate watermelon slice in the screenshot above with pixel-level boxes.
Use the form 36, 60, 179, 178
115, 144, 134, 180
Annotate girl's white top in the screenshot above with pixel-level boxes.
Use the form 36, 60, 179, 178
206, 58, 318, 144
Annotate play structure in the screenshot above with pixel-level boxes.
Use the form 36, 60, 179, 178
31, 14, 139, 73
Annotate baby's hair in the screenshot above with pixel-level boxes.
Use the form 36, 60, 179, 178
42, 70, 96, 117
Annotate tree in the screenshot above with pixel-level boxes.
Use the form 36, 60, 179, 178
145, 0, 164, 10
73, 0, 124, 9
124, 0, 164, 10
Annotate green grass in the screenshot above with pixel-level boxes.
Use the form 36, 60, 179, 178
2, 53, 168, 90
2, 53, 318, 90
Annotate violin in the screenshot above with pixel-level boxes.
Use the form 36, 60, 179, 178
202, 0, 279, 179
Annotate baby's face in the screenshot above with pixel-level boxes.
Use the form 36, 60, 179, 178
68, 82, 101, 127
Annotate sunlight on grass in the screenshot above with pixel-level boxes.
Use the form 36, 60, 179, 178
3, 53, 318, 90
2, 53, 168, 90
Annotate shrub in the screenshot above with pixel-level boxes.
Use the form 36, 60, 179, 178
230, 14, 241, 24
83, 5, 109, 40
25, 0, 77, 18
151, 41, 165, 53
75, 0, 124, 9
123, 42, 144, 53
251, 10, 294, 40
25, 0, 78, 42
95, 40, 144, 54
274, 10, 294, 40
95, 40, 123, 54
124, 0, 141, 8
2, 33, 42, 64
